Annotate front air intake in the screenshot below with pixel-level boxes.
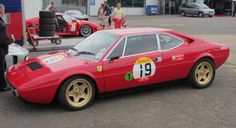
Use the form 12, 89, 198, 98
27, 62, 43, 71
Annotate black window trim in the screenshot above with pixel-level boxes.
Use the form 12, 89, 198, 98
104, 36, 126, 60
104, 33, 160, 60
157, 33, 184, 51
122, 33, 159, 58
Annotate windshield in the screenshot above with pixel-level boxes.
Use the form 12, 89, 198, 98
198, 4, 210, 9
68, 31, 119, 61
66, 11, 82, 16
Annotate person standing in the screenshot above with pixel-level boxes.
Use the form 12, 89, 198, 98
111, 3, 125, 29
98, 3, 105, 29
0, 4, 14, 92
45, 1, 57, 13
102, 1, 111, 29
104, 1, 112, 29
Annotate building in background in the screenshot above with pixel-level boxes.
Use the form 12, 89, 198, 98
43, 0, 88, 14
42, 0, 235, 16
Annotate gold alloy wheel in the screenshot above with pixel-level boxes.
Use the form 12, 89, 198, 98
66, 79, 92, 107
195, 62, 213, 86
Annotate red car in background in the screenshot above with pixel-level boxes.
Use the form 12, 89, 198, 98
5, 28, 229, 111
26, 13, 102, 37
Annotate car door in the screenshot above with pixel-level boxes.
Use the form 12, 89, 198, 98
189, 4, 199, 15
156, 33, 193, 83
62, 15, 78, 34
102, 34, 162, 92
56, 15, 67, 32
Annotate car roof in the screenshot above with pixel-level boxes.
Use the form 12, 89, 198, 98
104, 28, 172, 36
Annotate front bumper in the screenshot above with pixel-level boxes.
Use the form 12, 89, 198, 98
4, 73, 19, 97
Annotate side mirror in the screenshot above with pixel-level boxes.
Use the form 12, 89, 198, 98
109, 55, 120, 61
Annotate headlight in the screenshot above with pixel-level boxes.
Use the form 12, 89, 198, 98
25, 56, 29, 60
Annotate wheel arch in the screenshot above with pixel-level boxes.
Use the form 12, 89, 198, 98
53, 73, 100, 102
188, 54, 216, 77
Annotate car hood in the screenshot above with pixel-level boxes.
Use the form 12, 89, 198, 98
12, 52, 95, 79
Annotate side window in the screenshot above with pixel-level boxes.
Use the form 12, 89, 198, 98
107, 38, 125, 59
159, 34, 183, 51
184, 3, 190, 8
124, 34, 158, 56
182, 3, 188, 8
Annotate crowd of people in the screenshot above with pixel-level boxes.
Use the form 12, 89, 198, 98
46, 0, 126, 29
98, 1, 126, 29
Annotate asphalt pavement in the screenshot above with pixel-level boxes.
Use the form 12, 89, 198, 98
1, 15, 236, 128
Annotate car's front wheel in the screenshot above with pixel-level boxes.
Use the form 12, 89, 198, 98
58, 76, 96, 111
189, 58, 215, 89
181, 11, 185, 16
198, 12, 204, 17
80, 25, 93, 37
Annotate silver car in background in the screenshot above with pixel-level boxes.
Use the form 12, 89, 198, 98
179, 3, 215, 17
5, 43, 29, 69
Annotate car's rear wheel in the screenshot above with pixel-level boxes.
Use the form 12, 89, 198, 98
198, 12, 204, 17
58, 76, 96, 111
189, 59, 215, 89
181, 11, 185, 16
80, 25, 93, 37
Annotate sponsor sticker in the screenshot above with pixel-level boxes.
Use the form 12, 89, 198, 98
43, 55, 65, 64
125, 72, 133, 81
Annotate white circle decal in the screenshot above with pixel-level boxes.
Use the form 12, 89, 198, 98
133, 57, 156, 80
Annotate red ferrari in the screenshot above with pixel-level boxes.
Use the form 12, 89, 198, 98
5, 28, 229, 111
26, 13, 102, 37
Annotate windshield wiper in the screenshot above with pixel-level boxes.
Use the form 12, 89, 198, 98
69, 48, 95, 56
77, 51, 95, 55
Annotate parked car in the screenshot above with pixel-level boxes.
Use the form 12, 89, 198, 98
64, 10, 89, 21
5, 28, 229, 111
26, 13, 102, 37
5, 43, 29, 69
179, 3, 215, 17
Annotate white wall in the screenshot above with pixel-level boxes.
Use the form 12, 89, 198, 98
89, 0, 103, 16
23, 0, 43, 19
123, 8, 146, 15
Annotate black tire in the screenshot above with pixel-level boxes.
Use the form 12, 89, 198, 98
39, 24, 56, 31
209, 15, 213, 17
39, 11, 55, 18
189, 58, 215, 89
51, 38, 62, 45
39, 31, 55, 37
198, 12, 204, 17
28, 39, 39, 47
34, 40, 39, 46
39, 18, 55, 24
80, 25, 93, 37
58, 76, 96, 111
181, 11, 185, 16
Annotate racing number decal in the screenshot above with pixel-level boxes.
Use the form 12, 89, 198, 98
70, 23, 76, 32
133, 57, 156, 80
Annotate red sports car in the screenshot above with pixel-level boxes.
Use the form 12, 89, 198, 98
5, 28, 229, 111
26, 13, 102, 37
